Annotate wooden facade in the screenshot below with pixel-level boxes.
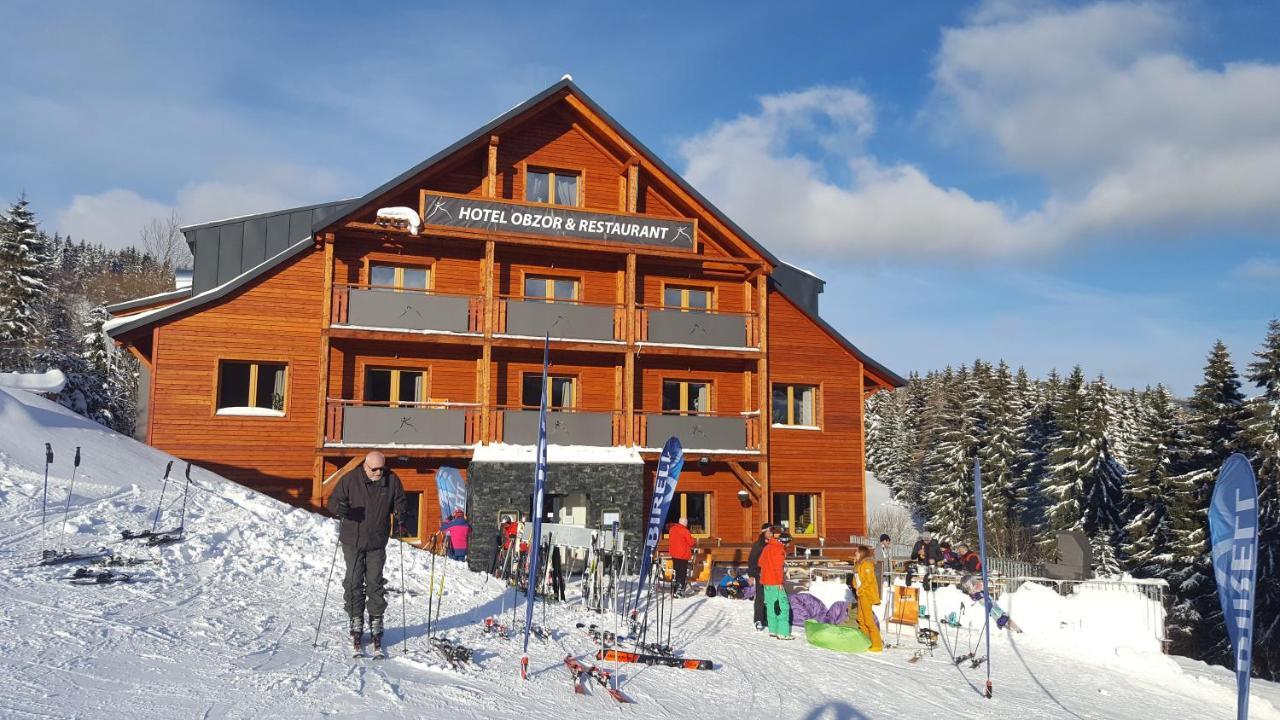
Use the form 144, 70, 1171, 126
108, 80, 902, 551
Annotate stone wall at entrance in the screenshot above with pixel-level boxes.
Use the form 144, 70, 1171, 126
464, 461, 645, 572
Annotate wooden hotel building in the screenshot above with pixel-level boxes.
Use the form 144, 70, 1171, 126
106, 79, 903, 565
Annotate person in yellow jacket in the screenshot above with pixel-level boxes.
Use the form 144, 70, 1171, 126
852, 545, 884, 652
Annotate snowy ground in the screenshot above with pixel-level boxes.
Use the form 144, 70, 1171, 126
1, 386, 1277, 719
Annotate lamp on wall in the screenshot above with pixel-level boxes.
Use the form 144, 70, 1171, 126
736, 489, 751, 508
698, 456, 710, 469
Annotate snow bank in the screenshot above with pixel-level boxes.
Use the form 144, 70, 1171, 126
376, 206, 421, 235
1006, 579, 1166, 655
0, 368, 66, 394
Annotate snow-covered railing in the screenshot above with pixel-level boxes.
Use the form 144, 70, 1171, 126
987, 557, 1046, 577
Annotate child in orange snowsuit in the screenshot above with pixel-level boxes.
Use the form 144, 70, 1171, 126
853, 545, 884, 652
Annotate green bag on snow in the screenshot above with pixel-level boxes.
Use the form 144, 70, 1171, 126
803, 620, 872, 654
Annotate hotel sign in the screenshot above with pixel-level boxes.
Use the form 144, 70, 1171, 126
420, 192, 695, 250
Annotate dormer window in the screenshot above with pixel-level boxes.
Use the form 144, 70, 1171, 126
525, 168, 580, 206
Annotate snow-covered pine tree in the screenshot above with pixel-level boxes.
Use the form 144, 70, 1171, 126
1167, 340, 1251, 662
1080, 375, 1128, 561
0, 196, 51, 369
979, 361, 1025, 557
1040, 367, 1090, 555
922, 366, 978, 543
1016, 369, 1059, 555
1244, 319, 1280, 683
1122, 385, 1188, 579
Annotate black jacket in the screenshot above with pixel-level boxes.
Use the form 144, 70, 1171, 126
328, 466, 407, 552
910, 539, 942, 564
746, 532, 768, 578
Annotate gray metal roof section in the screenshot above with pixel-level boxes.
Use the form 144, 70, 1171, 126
105, 238, 315, 340
103, 287, 191, 314
183, 200, 355, 294
771, 262, 825, 316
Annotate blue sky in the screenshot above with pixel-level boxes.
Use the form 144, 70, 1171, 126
3, 1, 1277, 395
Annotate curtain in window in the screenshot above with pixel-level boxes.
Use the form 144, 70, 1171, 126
269, 366, 286, 410
556, 378, 574, 408
555, 174, 578, 205
693, 383, 710, 413
795, 387, 814, 425
526, 172, 549, 203
771, 386, 789, 424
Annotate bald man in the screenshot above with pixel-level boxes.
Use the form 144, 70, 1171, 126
327, 451, 407, 656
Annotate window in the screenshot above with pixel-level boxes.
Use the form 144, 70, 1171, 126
663, 285, 711, 312
525, 168, 580, 206
521, 373, 576, 409
216, 361, 287, 415
664, 491, 711, 537
365, 368, 427, 407
396, 491, 422, 541
662, 379, 710, 415
773, 493, 820, 537
370, 263, 429, 291
772, 384, 818, 427
523, 275, 579, 302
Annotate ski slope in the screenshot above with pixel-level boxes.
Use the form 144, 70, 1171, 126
0, 385, 1276, 719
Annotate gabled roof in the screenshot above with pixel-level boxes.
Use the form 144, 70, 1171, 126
105, 79, 903, 387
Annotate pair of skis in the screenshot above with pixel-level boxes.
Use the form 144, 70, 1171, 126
57, 567, 147, 585
596, 648, 713, 670
120, 461, 193, 545
429, 637, 474, 671
564, 656, 631, 703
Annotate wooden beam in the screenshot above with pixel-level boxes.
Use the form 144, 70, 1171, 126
756, 273, 770, 523
322, 455, 362, 490
312, 233, 336, 508
146, 326, 159, 445
626, 163, 639, 213
624, 253, 637, 445
486, 135, 499, 198
123, 342, 152, 372
728, 460, 762, 499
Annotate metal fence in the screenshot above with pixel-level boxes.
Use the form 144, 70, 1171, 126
1003, 576, 1170, 644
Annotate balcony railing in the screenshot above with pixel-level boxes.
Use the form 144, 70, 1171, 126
324, 399, 482, 447
495, 295, 625, 342
331, 283, 482, 334
636, 304, 759, 349
636, 410, 760, 451
491, 405, 626, 447
323, 401, 762, 451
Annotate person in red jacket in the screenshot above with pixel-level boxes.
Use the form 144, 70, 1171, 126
956, 543, 982, 573
758, 526, 792, 640
667, 517, 696, 595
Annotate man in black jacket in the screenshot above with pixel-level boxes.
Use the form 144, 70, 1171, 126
327, 451, 408, 655
746, 522, 773, 631
906, 531, 943, 586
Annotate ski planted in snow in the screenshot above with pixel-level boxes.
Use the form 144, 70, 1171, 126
586, 665, 632, 703
563, 656, 589, 695
596, 648, 712, 670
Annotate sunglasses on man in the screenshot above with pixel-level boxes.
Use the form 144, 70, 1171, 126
365, 463, 385, 474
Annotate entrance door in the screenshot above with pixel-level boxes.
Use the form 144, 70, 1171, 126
549, 493, 588, 526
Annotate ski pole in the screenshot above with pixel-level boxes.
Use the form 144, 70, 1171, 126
174, 463, 193, 537
151, 461, 173, 532
399, 533, 407, 653
57, 447, 81, 552
40, 443, 52, 559
425, 534, 439, 643
312, 531, 342, 648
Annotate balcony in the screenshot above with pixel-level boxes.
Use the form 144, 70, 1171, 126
331, 284, 482, 334
492, 407, 623, 447
637, 306, 758, 349
495, 296, 624, 343
637, 411, 760, 452
324, 400, 481, 447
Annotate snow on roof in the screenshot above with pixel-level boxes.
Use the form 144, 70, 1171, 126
471, 442, 644, 464
375, 207, 421, 236
781, 261, 824, 281
0, 369, 66, 394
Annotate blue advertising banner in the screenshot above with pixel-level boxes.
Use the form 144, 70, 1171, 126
632, 436, 685, 613
521, 335, 551, 678
1208, 453, 1259, 720
434, 467, 466, 524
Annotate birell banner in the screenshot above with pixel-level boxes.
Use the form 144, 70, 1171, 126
434, 467, 466, 524
1207, 452, 1259, 720
632, 436, 685, 613
421, 192, 695, 250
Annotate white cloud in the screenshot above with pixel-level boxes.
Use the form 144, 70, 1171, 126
55, 163, 348, 250
679, 2, 1280, 260
1236, 258, 1280, 279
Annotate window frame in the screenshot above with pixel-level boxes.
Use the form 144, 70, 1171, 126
213, 359, 290, 418
773, 492, 821, 538
664, 491, 712, 539
520, 271, 582, 303
520, 372, 579, 410
362, 366, 431, 408
523, 165, 584, 207
771, 383, 821, 429
660, 281, 715, 312
661, 378, 713, 415
395, 491, 425, 544
363, 256, 435, 291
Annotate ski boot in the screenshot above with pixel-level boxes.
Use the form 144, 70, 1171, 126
349, 614, 364, 657
369, 616, 385, 658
